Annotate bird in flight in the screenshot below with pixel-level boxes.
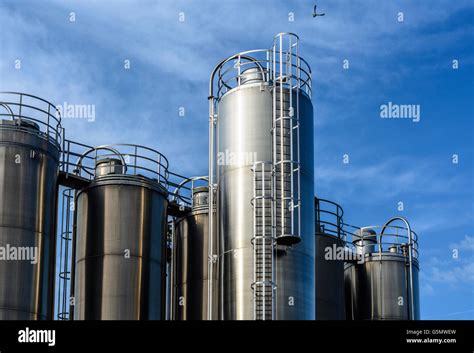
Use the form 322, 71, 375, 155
313, 4, 325, 18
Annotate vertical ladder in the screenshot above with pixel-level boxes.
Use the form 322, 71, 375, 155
251, 161, 276, 320
57, 188, 74, 320
272, 33, 301, 244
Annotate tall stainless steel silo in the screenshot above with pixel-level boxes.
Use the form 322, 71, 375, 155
0, 92, 61, 319
171, 177, 218, 320
344, 217, 420, 320
314, 198, 345, 320
208, 33, 315, 320
70, 144, 169, 320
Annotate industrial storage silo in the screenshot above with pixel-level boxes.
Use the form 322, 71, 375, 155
0, 92, 61, 319
344, 217, 420, 320
71, 145, 169, 320
208, 33, 315, 320
171, 177, 218, 320
314, 198, 345, 320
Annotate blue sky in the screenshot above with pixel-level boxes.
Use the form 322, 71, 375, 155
0, 0, 473, 319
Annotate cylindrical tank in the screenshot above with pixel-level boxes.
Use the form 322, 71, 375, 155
314, 198, 345, 320
0, 92, 61, 319
73, 146, 169, 320
214, 35, 315, 319
344, 219, 420, 320
173, 186, 218, 320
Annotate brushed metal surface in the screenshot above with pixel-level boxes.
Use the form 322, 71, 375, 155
73, 176, 168, 320
173, 206, 218, 320
217, 83, 314, 320
344, 253, 420, 320
315, 233, 345, 320
0, 121, 59, 320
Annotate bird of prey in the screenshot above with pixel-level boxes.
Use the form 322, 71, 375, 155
313, 4, 325, 18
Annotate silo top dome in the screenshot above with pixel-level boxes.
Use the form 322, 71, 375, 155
94, 157, 125, 177
192, 186, 209, 209
239, 67, 265, 85
0, 118, 40, 131
352, 228, 377, 243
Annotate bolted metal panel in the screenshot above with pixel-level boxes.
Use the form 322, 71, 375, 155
73, 176, 168, 320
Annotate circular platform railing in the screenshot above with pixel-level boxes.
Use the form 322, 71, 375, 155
72, 143, 169, 187
211, 33, 312, 101
343, 220, 419, 259
0, 91, 62, 146
171, 175, 209, 208
315, 197, 345, 240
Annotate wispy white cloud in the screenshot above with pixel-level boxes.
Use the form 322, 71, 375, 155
315, 155, 471, 200
450, 235, 474, 252
429, 262, 474, 284
420, 250, 474, 298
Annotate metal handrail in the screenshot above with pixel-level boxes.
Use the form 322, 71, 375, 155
61, 142, 169, 186
213, 43, 312, 101
380, 217, 416, 320
0, 103, 14, 117
315, 197, 344, 240
217, 57, 311, 88
171, 175, 209, 207
217, 51, 267, 92
60, 138, 94, 176
0, 91, 62, 146
217, 59, 312, 91
75, 146, 127, 177
343, 222, 419, 258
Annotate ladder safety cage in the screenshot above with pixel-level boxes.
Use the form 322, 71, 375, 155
56, 188, 75, 320
272, 33, 303, 245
